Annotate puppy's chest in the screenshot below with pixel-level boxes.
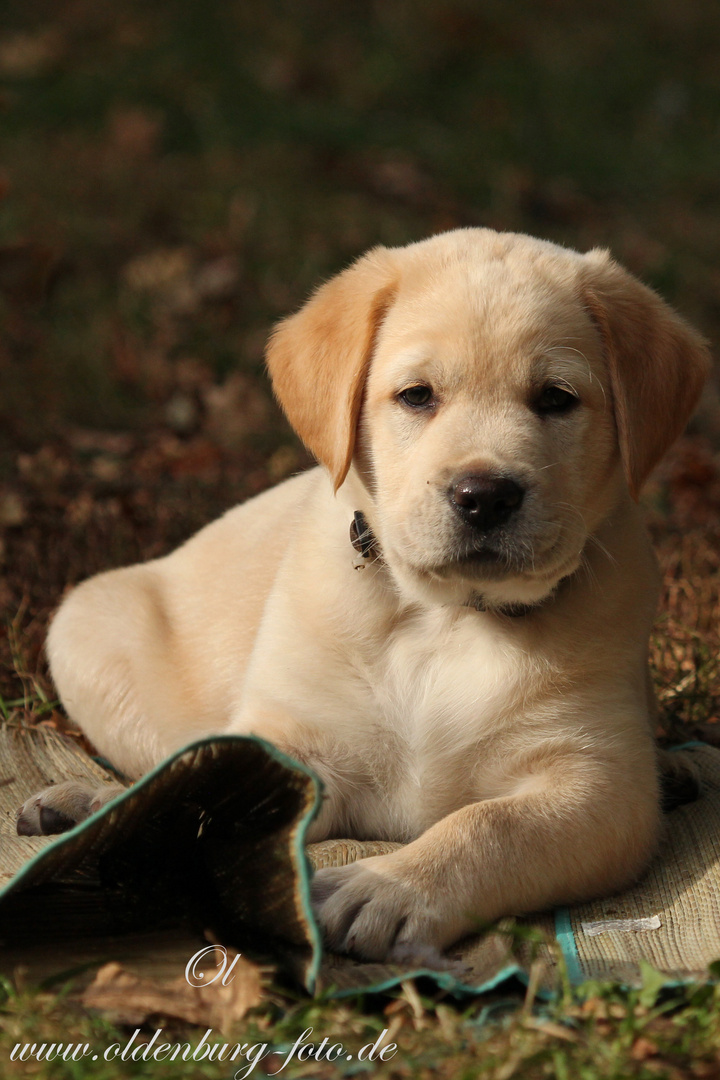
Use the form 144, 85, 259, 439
379, 612, 511, 729
353, 611, 527, 833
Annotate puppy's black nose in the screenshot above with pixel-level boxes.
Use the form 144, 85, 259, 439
450, 474, 525, 530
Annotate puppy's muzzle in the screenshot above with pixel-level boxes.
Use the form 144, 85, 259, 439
449, 472, 525, 532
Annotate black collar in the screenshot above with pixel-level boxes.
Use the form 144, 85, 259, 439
350, 511, 380, 559
349, 511, 537, 617
465, 595, 538, 618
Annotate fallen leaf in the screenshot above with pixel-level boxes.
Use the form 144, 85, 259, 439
0, 490, 27, 527
0, 30, 63, 77
631, 1036, 659, 1060
0, 242, 59, 304
107, 107, 162, 158
82, 949, 266, 1033
123, 248, 193, 294
523, 1019, 579, 1044
203, 373, 271, 451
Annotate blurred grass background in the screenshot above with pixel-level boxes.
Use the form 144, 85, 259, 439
2, 0, 720, 447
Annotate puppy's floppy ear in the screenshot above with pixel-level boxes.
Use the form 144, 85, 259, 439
581, 250, 711, 499
266, 247, 397, 490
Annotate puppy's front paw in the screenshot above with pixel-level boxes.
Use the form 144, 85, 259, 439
16, 780, 125, 836
311, 854, 457, 965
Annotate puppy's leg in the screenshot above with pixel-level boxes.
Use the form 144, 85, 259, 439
47, 564, 213, 780
16, 780, 126, 836
227, 703, 348, 843
18, 563, 224, 832
312, 748, 661, 963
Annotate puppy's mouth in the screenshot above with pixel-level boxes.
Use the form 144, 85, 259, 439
425, 521, 578, 587
379, 505, 585, 608
437, 548, 515, 579
431, 538, 538, 580
413, 535, 581, 611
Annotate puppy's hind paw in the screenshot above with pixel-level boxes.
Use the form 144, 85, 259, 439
16, 780, 125, 836
658, 749, 701, 812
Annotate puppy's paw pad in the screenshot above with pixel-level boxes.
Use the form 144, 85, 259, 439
37, 804, 78, 835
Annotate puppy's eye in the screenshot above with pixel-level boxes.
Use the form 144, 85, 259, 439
398, 385, 434, 409
535, 385, 579, 415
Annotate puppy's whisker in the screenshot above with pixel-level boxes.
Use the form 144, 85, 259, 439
551, 500, 619, 570
586, 533, 619, 568
546, 345, 589, 361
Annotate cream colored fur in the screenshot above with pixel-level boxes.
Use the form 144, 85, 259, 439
41, 229, 710, 961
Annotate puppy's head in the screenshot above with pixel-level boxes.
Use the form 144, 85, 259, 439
267, 229, 709, 608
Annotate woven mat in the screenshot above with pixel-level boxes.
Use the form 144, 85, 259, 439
1, 724, 719, 997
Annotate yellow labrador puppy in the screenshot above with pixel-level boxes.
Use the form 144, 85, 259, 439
18, 229, 709, 964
